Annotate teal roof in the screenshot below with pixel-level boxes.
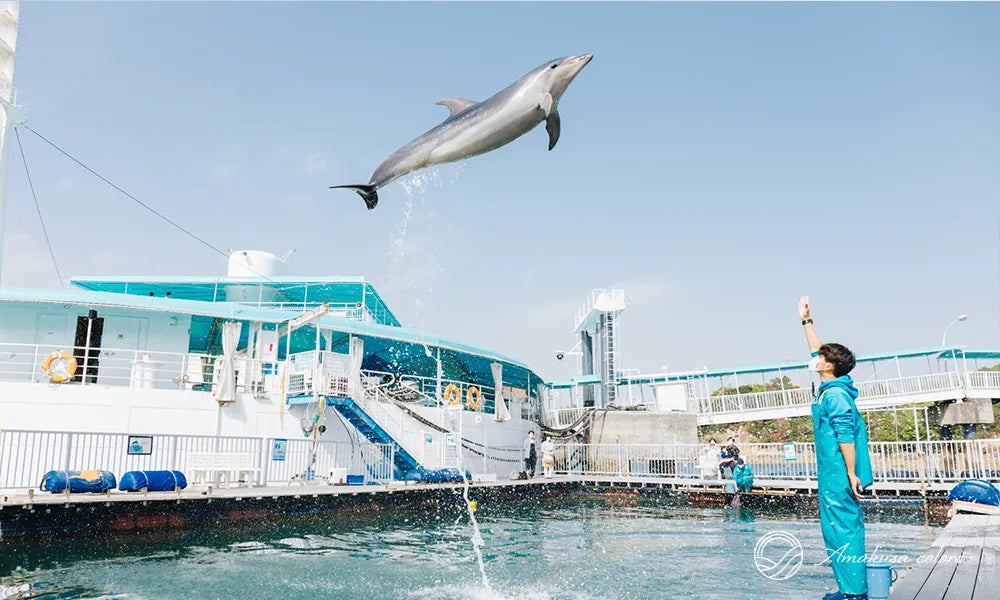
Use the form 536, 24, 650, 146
70, 276, 401, 327
936, 349, 1000, 361
545, 346, 986, 387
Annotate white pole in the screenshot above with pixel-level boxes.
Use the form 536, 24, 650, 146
0, 2, 19, 284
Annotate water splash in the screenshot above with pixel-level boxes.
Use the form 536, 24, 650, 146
383, 165, 463, 327
458, 456, 490, 589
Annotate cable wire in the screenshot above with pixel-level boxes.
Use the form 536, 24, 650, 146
20, 124, 234, 262
14, 127, 64, 288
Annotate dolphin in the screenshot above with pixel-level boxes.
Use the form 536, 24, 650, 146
331, 54, 593, 209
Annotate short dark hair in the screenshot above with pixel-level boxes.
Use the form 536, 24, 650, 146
819, 343, 856, 377
737, 458, 745, 466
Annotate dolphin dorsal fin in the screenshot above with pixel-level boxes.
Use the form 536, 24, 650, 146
436, 98, 478, 117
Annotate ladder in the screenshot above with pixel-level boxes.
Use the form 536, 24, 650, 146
602, 312, 617, 405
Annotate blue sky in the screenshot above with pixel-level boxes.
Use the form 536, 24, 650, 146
2, 2, 998, 379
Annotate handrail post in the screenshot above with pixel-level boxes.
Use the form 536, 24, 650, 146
63, 432, 73, 470
260, 437, 270, 486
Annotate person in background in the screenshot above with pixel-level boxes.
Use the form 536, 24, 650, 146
799, 296, 874, 600
700, 439, 721, 480
719, 436, 740, 478
732, 457, 754, 492
540, 435, 556, 478
523, 431, 537, 478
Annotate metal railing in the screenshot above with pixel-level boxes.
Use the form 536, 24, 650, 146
692, 371, 1000, 417
0, 342, 218, 391
0, 429, 394, 492
546, 407, 591, 428
968, 370, 1000, 390
553, 439, 1000, 483
357, 382, 452, 469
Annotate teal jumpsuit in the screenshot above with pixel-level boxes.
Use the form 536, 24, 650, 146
733, 463, 755, 492
812, 375, 874, 597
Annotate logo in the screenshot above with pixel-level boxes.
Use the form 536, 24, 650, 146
754, 531, 804, 581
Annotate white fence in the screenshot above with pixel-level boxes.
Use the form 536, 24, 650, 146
692, 371, 998, 418
553, 439, 1000, 483
0, 429, 394, 492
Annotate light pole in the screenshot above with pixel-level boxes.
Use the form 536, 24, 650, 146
941, 314, 968, 347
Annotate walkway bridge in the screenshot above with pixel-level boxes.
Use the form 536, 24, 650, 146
545, 347, 1000, 427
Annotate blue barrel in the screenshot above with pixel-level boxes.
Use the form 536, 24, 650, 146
948, 479, 1000, 506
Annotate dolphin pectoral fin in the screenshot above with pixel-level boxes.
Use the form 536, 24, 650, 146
436, 98, 479, 117
545, 110, 561, 151
539, 92, 553, 117
329, 184, 379, 210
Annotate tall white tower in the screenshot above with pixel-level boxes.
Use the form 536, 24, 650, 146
0, 1, 18, 284
574, 289, 627, 408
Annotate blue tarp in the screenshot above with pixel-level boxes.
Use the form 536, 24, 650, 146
118, 470, 187, 492
40, 470, 116, 493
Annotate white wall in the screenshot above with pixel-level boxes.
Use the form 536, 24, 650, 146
0, 380, 219, 435
0, 302, 192, 354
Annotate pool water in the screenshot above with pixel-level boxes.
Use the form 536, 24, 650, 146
1, 496, 936, 600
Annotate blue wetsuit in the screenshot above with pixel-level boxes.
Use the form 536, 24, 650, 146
813, 376, 874, 597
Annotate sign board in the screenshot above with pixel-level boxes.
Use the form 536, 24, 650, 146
424, 433, 434, 444
445, 434, 456, 447
782, 442, 798, 462
127, 435, 153, 456
272, 438, 288, 461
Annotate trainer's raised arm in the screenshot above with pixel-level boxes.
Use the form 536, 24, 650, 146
799, 295, 822, 354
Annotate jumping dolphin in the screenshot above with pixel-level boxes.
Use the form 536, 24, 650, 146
331, 54, 593, 209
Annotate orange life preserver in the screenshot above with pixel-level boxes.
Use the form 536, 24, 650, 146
465, 386, 482, 410
41, 350, 77, 383
444, 383, 461, 406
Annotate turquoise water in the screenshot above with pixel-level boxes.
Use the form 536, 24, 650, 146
1, 497, 936, 600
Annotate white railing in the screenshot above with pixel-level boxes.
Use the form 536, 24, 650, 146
693, 371, 993, 417
553, 439, 1000, 483
856, 372, 962, 399
0, 429, 394, 492
358, 382, 455, 469
546, 407, 591, 428
0, 342, 218, 392
697, 388, 812, 415
362, 369, 540, 422
967, 370, 1000, 390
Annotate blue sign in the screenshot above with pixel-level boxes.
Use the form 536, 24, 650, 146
782, 442, 798, 461
272, 438, 287, 461
424, 433, 434, 444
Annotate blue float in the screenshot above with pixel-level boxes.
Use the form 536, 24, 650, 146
40, 470, 116, 493
118, 470, 187, 492
948, 479, 1000, 506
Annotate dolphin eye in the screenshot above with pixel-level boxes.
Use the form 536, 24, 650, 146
550, 64, 558, 69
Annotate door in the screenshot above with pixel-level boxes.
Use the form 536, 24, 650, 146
73, 316, 104, 384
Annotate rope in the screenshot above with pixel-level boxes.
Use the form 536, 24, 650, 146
14, 128, 64, 287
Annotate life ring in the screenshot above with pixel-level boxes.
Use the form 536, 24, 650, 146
466, 386, 482, 410
41, 350, 77, 383
444, 384, 461, 406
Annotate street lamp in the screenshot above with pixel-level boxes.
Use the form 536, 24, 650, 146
941, 314, 968, 347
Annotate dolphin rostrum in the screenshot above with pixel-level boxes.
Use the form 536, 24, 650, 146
331, 54, 593, 209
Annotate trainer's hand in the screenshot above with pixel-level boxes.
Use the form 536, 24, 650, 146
848, 472, 863, 500
798, 296, 811, 321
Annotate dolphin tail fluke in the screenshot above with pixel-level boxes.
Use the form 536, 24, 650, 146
329, 184, 379, 210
